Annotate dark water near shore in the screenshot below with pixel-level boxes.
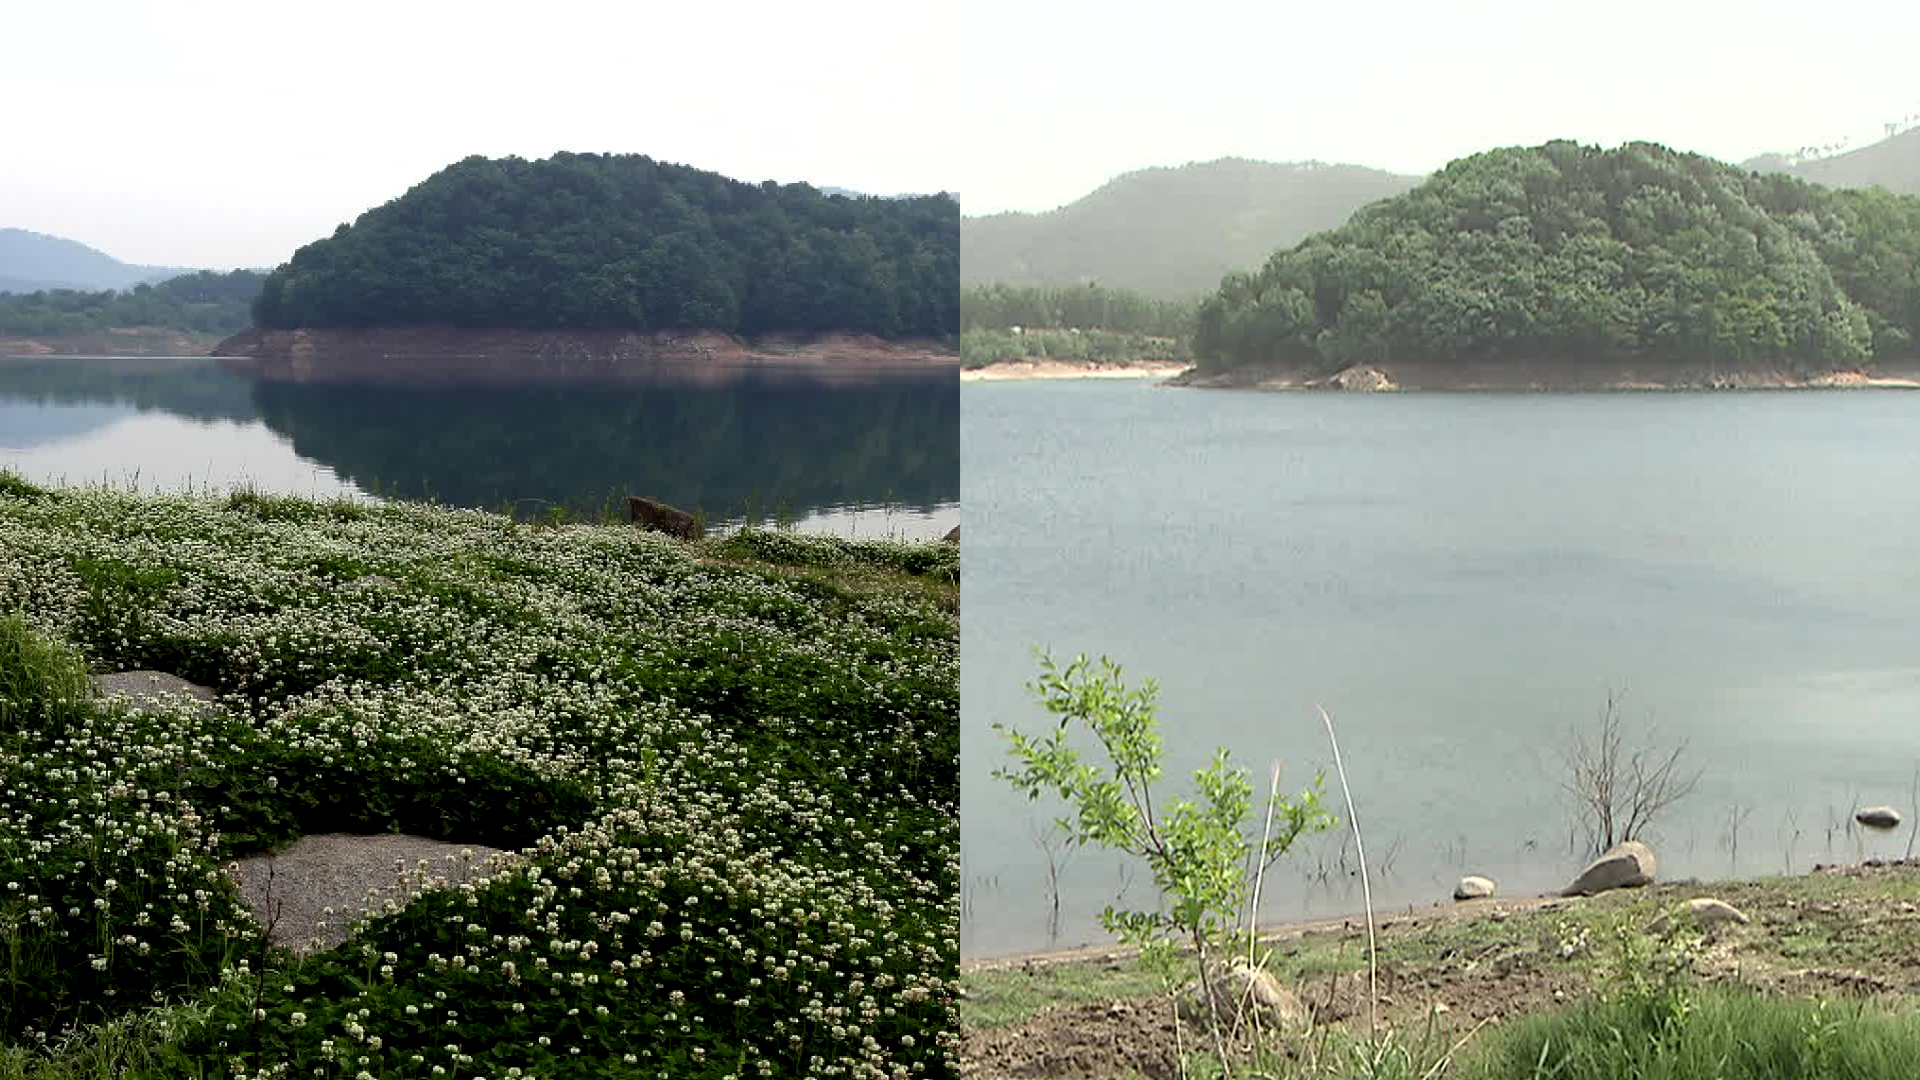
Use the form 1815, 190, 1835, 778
961, 380, 1920, 959
0, 356, 958, 539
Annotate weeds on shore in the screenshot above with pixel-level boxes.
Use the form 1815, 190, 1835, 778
0, 473, 958, 1077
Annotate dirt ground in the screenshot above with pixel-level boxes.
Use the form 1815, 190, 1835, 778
960, 860, 1920, 1079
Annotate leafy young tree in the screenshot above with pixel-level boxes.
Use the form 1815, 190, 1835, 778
993, 652, 1336, 1029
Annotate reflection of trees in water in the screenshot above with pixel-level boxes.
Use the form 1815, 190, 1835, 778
0, 357, 260, 424
248, 375, 958, 517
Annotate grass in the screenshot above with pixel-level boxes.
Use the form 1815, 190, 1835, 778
964, 862, 1920, 1078
0, 471, 958, 1077
961, 962, 1169, 1030
1458, 987, 1920, 1080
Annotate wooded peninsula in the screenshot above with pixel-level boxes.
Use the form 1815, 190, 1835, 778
250, 153, 958, 340
1190, 141, 1920, 381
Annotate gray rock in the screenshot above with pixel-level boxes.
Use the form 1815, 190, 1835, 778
1563, 840, 1657, 896
1647, 897, 1751, 934
1454, 875, 1496, 900
1181, 960, 1309, 1031
90, 670, 218, 714
1856, 806, 1902, 831
229, 834, 517, 955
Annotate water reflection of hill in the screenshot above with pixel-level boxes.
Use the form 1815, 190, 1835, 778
0, 356, 258, 425
249, 376, 958, 517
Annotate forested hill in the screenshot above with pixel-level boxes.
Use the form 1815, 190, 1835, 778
0, 270, 264, 337
1194, 140, 1920, 374
1743, 126, 1920, 197
961, 158, 1420, 297
250, 153, 958, 339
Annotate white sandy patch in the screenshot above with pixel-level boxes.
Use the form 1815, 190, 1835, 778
1809, 371, 1920, 388
961, 361, 1191, 382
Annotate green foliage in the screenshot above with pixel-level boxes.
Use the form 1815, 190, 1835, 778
252, 153, 959, 338
0, 472, 49, 504
959, 327, 1190, 368
1194, 141, 1920, 374
0, 271, 263, 338
0, 487, 956, 1073
994, 653, 1335, 992
1459, 987, 1920, 1080
713, 528, 958, 582
962, 282, 1197, 336
960, 282, 1197, 366
0, 613, 90, 736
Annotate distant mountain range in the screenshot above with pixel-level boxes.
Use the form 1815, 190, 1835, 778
0, 228, 198, 294
1742, 125, 1920, 196
961, 158, 1422, 297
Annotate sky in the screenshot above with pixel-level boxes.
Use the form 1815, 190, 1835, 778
949, 0, 1920, 217
6, 0, 1917, 267
4, 0, 958, 269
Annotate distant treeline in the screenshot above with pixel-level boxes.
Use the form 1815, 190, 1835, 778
959, 282, 1195, 367
252, 153, 959, 339
962, 282, 1194, 335
0, 271, 263, 337
1195, 141, 1920, 373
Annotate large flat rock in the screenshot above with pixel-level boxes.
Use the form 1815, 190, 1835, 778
90, 670, 218, 713
228, 834, 518, 955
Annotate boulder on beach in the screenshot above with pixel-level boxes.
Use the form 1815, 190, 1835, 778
942, 524, 960, 544
1180, 960, 1308, 1032
1454, 875, 1496, 900
627, 495, 703, 541
1562, 840, 1657, 896
1856, 806, 1902, 831
1647, 897, 1751, 934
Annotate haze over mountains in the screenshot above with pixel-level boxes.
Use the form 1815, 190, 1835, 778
965, 128, 1920, 299
0, 228, 204, 295
961, 159, 1421, 297
1742, 125, 1920, 197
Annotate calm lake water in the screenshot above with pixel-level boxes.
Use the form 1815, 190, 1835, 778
961, 380, 1920, 959
0, 356, 958, 539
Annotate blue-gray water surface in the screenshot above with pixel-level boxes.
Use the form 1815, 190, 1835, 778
961, 380, 1920, 958
0, 356, 958, 538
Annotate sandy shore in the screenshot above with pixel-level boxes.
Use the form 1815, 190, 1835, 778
962, 361, 1192, 382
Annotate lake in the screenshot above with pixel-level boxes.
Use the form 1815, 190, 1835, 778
0, 355, 958, 539
961, 379, 1920, 959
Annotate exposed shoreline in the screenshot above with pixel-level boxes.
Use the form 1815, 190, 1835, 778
1171, 360, 1920, 392
213, 327, 958, 385
960, 360, 1191, 382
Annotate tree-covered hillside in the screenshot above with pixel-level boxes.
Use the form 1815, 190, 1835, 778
1194, 141, 1920, 374
959, 283, 1195, 368
0, 270, 264, 337
961, 158, 1419, 297
250, 153, 959, 338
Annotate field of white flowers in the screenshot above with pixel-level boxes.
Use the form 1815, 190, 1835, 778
0, 473, 958, 1079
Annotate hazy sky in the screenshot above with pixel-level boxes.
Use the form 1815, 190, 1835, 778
6, 1, 956, 269
953, 0, 1920, 217
9, 1, 1917, 268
